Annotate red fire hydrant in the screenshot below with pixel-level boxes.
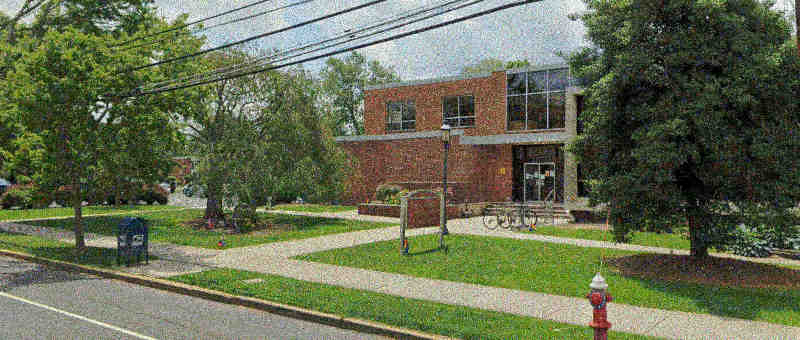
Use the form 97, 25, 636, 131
587, 273, 612, 340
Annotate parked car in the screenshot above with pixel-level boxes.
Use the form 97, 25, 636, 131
182, 184, 206, 198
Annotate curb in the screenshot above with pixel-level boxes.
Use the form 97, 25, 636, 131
0, 248, 455, 340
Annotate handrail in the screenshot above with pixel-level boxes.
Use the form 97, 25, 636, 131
544, 189, 556, 210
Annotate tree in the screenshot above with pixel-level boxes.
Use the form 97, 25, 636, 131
185, 51, 349, 225
320, 52, 400, 136
568, 0, 800, 258
3, 23, 196, 251
461, 58, 530, 75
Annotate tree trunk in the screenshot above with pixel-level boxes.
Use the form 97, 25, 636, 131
71, 176, 86, 252
687, 209, 709, 259
204, 197, 224, 224
114, 177, 121, 207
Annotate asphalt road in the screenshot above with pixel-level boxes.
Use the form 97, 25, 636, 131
0, 256, 389, 340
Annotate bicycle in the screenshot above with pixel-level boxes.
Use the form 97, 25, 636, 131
483, 203, 539, 231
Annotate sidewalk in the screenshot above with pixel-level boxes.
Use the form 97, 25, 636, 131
3, 213, 800, 339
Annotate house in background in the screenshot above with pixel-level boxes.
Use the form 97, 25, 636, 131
335, 64, 591, 212
170, 157, 195, 184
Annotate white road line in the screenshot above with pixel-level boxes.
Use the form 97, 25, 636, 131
0, 291, 160, 340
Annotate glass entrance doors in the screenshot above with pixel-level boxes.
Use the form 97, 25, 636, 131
523, 162, 556, 202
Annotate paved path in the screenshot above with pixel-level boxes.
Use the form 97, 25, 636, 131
3, 211, 800, 339
0, 255, 389, 340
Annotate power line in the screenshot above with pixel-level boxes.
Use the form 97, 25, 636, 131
133, 0, 540, 97
120, 0, 389, 74
111, 0, 277, 48
118, 0, 314, 52
144, 0, 475, 91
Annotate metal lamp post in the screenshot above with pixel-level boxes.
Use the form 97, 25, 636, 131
440, 124, 451, 244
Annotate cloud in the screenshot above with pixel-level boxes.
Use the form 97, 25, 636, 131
0, 0, 591, 80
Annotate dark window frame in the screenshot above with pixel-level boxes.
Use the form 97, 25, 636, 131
442, 95, 476, 128
506, 68, 569, 131
386, 100, 416, 132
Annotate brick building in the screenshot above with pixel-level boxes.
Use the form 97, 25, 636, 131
336, 64, 589, 210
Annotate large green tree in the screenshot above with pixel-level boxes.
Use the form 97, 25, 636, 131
186, 50, 349, 224
3, 15, 201, 250
320, 52, 400, 136
569, 0, 800, 258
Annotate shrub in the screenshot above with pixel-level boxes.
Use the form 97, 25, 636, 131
138, 185, 169, 205
385, 189, 409, 205
1, 184, 34, 209
375, 184, 403, 202
30, 189, 52, 209
721, 224, 773, 258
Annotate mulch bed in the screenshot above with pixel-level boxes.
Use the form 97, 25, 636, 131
181, 218, 295, 235
606, 253, 800, 289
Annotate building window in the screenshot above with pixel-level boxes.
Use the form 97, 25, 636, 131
443, 95, 475, 128
386, 100, 415, 132
507, 68, 569, 131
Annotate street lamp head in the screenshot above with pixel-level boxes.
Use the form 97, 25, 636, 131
440, 124, 451, 142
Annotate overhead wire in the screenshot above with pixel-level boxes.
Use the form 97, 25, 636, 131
142, 0, 477, 91
119, 0, 390, 74
141, 0, 459, 89
129, 0, 541, 97
117, 0, 314, 52
111, 0, 278, 48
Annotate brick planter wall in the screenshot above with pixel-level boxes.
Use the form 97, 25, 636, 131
407, 197, 462, 229
358, 203, 401, 218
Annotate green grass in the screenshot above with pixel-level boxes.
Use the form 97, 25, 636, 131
269, 203, 356, 213
528, 225, 692, 250
0, 231, 153, 268
168, 268, 661, 340
21, 209, 394, 249
296, 234, 800, 327
0, 205, 181, 222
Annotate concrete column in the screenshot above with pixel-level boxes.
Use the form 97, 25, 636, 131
563, 87, 580, 210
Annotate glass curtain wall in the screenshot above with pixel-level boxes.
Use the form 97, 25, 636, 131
507, 68, 569, 131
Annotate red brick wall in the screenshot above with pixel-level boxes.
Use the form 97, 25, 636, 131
338, 137, 513, 205
364, 71, 507, 136
407, 196, 462, 228
339, 70, 517, 205
358, 203, 401, 217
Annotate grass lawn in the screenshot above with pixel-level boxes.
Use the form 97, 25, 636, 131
0, 204, 181, 222
21, 209, 394, 249
168, 268, 661, 340
0, 231, 152, 268
296, 234, 800, 327
528, 225, 692, 250
268, 203, 356, 213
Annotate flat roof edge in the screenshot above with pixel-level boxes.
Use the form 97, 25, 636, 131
460, 132, 569, 145
335, 129, 465, 142
364, 72, 494, 91
364, 63, 571, 92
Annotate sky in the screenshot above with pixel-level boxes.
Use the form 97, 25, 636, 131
1, 0, 797, 81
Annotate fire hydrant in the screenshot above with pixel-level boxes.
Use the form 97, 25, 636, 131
587, 273, 612, 340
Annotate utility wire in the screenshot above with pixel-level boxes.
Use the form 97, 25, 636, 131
111, 0, 277, 47
141, 0, 453, 89
144, 0, 474, 91
132, 0, 540, 97
120, 0, 389, 74
118, 0, 314, 52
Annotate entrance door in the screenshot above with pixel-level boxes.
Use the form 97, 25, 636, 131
523, 162, 556, 202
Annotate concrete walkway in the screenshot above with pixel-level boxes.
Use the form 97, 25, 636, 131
3, 212, 800, 339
